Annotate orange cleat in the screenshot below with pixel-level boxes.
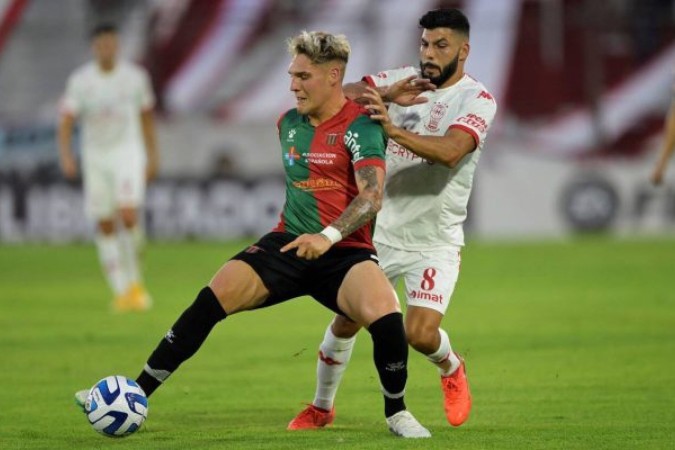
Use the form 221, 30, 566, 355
112, 293, 133, 312
287, 404, 335, 430
441, 354, 472, 426
126, 283, 152, 311
112, 283, 152, 312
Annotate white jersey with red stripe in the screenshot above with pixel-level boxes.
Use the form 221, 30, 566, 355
61, 60, 155, 162
364, 66, 497, 250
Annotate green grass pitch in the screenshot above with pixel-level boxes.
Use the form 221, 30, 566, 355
1, 237, 674, 449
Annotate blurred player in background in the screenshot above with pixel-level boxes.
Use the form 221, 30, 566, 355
76, 30, 430, 438
289, 8, 497, 429
58, 23, 159, 312
650, 82, 675, 185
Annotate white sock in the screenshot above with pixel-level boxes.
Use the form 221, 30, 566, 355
426, 328, 461, 376
95, 233, 127, 296
313, 324, 356, 411
119, 225, 143, 286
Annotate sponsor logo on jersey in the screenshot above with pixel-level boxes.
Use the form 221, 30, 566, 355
287, 128, 297, 142
425, 102, 448, 131
285, 146, 301, 166
302, 151, 337, 165
457, 113, 488, 133
325, 133, 340, 145
292, 177, 341, 191
408, 289, 444, 304
387, 139, 434, 164
344, 130, 362, 162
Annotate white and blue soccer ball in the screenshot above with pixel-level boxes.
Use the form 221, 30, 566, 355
85, 375, 148, 437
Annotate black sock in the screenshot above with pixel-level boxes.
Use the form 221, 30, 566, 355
136, 286, 227, 396
367, 312, 408, 418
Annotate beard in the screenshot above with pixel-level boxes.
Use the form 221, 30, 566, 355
420, 51, 460, 87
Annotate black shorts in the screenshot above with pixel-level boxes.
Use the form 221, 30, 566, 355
231, 232, 379, 317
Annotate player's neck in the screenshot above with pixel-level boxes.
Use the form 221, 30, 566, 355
97, 59, 116, 73
308, 94, 347, 127
438, 70, 465, 90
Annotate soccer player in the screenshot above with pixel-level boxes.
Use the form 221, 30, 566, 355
288, 9, 497, 430
58, 23, 158, 312
75, 31, 430, 438
650, 82, 675, 185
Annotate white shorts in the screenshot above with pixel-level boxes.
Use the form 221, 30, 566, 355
375, 242, 461, 315
82, 150, 146, 220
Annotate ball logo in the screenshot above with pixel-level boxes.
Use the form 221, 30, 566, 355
425, 102, 448, 131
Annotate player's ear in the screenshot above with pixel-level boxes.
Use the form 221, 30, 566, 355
328, 63, 342, 86
460, 40, 470, 62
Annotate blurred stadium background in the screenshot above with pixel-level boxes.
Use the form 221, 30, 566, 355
1, 0, 674, 243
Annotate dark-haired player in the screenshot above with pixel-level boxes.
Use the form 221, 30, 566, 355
289, 9, 497, 430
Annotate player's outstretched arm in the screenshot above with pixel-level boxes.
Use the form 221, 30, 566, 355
344, 76, 435, 107
651, 98, 675, 185
362, 87, 475, 167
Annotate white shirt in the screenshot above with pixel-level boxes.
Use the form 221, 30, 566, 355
364, 66, 497, 249
61, 60, 155, 160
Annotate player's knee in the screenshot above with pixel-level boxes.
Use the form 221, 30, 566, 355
97, 220, 115, 235
208, 262, 269, 314
119, 209, 138, 228
405, 323, 439, 354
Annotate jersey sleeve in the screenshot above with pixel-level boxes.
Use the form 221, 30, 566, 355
138, 69, 156, 111
448, 90, 497, 148
362, 66, 418, 89
345, 115, 387, 171
60, 73, 81, 117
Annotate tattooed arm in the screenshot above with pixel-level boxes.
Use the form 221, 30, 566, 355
331, 165, 384, 237
280, 164, 385, 260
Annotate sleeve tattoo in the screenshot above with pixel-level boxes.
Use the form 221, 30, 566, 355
331, 165, 383, 237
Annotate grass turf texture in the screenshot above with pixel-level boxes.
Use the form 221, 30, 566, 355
1, 238, 674, 449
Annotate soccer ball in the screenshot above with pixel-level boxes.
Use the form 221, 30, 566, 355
84, 375, 148, 437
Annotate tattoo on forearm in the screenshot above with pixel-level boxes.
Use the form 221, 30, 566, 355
332, 166, 382, 237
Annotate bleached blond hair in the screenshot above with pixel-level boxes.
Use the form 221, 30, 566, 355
287, 31, 350, 65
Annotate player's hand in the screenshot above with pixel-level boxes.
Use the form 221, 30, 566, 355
651, 167, 665, 186
280, 233, 332, 260
60, 155, 78, 180
363, 87, 394, 132
383, 75, 436, 106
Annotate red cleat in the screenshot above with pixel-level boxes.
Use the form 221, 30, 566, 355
441, 355, 472, 426
287, 404, 335, 430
